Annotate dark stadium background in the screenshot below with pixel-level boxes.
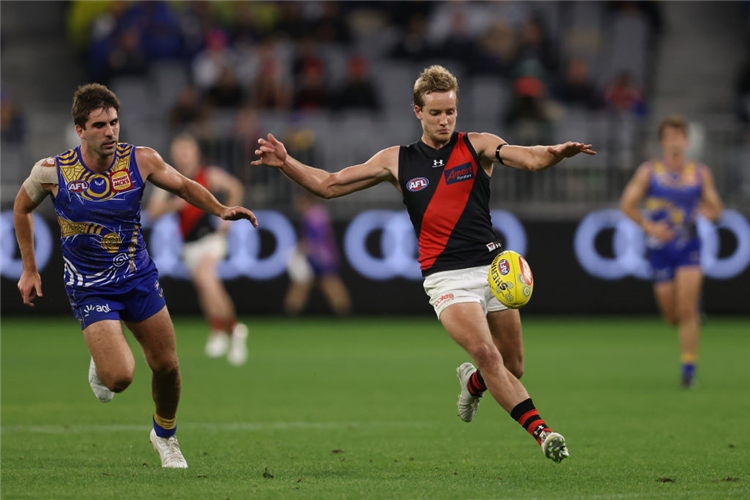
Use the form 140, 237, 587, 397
2, 1, 749, 316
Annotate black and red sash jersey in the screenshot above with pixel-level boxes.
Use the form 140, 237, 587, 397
398, 132, 501, 277
178, 167, 214, 242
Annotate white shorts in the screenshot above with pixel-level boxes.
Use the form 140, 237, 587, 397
181, 233, 228, 272
423, 264, 508, 319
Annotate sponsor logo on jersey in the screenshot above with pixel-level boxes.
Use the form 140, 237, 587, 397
486, 242, 499, 252
407, 177, 429, 192
433, 159, 444, 168
68, 180, 89, 192
111, 170, 133, 191
498, 259, 510, 275
444, 162, 474, 184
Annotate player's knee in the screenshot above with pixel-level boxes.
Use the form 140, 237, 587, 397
676, 304, 698, 323
469, 343, 502, 371
151, 356, 180, 378
106, 371, 133, 393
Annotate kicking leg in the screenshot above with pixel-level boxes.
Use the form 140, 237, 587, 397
488, 308, 524, 379
441, 302, 568, 462
83, 319, 135, 401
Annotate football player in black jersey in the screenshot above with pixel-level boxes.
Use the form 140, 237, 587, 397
253, 65, 594, 463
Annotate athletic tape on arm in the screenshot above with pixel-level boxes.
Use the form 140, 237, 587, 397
22, 159, 57, 204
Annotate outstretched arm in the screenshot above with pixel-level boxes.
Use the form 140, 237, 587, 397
469, 132, 596, 172
137, 147, 258, 227
251, 133, 399, 199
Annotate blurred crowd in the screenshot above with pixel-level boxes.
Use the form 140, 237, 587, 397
60, 1, 664, 141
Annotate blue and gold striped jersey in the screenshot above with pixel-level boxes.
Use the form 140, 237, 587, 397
53, 143, 156, 291
644, 160, 704, 249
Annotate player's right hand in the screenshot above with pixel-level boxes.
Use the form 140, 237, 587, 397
644, 220, 675, 243
251, 133, 287, 168
18, 270, 43, 307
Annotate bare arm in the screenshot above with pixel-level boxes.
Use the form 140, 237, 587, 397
251, 133, 399, 199
468, 132, 597, 172
14, 158, 57, 306
137, 147, 257, 227
620, 165, 673, 242
699, 166, 723, 222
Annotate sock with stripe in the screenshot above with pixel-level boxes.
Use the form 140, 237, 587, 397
510, 398, 551, 446
153, 413, 177, 438
467, 369, 487, 397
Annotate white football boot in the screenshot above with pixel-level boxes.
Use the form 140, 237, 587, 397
204, 332, 230, 358
540, 431, 569, 463
456, 362, 483, 422
88, 357, 114, 403
150, 428, 188, 468
227, 323, 248, 366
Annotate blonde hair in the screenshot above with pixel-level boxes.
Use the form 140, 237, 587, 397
413, 65, 459, 108
658, 115, 689, 140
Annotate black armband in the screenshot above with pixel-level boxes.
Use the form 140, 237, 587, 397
495, 143, 508, 165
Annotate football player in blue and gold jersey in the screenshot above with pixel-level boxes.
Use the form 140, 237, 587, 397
621, 115, 723, 387
13, 83, 258, 467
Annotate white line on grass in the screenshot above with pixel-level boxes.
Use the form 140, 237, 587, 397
1, 421, 436, 434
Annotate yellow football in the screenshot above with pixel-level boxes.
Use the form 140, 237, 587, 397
488, 250, 534, 309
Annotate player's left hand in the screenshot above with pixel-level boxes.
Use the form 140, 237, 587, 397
220, 206, 258, 227
548, 142, 597, 158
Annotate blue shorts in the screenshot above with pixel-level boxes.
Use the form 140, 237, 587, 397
66, 270, 167, 330
648, 238, 701, 283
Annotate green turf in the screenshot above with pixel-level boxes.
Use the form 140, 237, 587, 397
1, 315, 748, 499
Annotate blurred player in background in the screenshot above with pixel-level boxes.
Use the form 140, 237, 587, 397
620, 115, 723, 387
254, 65, 596, 463
148, 133, 249, 366
14, 84, 258, 467
285, 189, 352, 316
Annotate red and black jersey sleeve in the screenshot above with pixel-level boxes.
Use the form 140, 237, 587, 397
178, 167, 214, 242
399, 132, 501, 277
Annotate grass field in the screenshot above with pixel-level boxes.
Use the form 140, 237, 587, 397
1, 315, 748, 499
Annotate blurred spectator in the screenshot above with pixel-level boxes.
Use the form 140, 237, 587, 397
312, 2, 352, 44
515, 15, 558, 76
436, 10, 474, 61
131, 1, 184, 62
554, 58, 603, 110
252, 59, 293, 110
331, 56, 380, 112
105, 25, 149, 82
169, 85, 205, 130
506, 60, 552, 144
1, 93, 25, 144
390, 13, 433, 61
468, 20, 517, 77
293, 58, 329, 111
192, 28, 237, 91
604, 70, 646, 117
207, 67, 245, 108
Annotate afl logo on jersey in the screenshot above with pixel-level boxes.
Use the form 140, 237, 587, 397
68, 180, 89, 192
407, 177, 429, 192
111, 170, 133, 191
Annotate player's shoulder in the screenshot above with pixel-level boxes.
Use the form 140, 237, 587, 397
33, 157, 57, 169
134, 146, 164, 163
370, 145, 400, 163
